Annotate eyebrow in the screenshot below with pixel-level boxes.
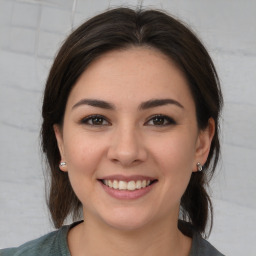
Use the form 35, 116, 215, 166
72, 99, 115, 110
72, 98, 184, 110
139, 98, 184, 110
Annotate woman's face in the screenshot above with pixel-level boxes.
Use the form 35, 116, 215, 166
55, 47, 213, 231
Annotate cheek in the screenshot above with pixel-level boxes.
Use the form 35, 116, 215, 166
62, 133, 106, 204
150, 132, 196, 196
151, 131, 197, 171
159, 145, 193, 190
63, 132, 105, 175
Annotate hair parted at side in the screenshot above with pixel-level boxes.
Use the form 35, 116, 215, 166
41, 7, 223, 237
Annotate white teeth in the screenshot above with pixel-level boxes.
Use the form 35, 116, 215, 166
103, 179, 152, 190
113, 180, 118, 189
108, 180, 113, 188
136, 180, 142, 189
127, 181, 136, 190
119, 181, 127, 190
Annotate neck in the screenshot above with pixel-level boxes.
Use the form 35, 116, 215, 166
68, 213, 192, 256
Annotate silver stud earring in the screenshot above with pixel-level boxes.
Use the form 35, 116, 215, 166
59, 162, 67, 167
197, 162, 203, 172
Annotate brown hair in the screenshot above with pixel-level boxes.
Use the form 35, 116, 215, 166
41, 7, 223, 237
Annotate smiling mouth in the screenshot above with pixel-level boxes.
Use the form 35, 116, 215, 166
99, 179, 157, 191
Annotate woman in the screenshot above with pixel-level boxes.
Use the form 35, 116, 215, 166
1, 7, 224, 256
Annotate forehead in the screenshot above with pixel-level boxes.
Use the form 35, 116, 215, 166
66, 47, 194, 110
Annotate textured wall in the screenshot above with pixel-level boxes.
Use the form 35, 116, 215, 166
0, 0, 255, 255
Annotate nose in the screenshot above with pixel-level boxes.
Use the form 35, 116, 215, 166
107, 125, 147, 167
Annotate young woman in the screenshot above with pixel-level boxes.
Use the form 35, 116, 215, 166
1, 7, 224, 256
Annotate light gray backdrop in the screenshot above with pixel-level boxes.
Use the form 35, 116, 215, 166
0, 0, 256, 255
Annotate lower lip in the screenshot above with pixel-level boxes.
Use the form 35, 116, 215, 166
100, 182, 155, 200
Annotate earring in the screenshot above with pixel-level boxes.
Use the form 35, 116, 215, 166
196, 162, 203, 172
59, 162, 67, 167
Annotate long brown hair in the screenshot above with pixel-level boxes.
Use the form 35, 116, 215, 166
41, 7, 223, 237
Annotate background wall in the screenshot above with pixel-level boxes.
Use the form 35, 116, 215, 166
0, 0, 255, 255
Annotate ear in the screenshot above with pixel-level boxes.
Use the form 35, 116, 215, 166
193, 118, 215, 172
53, 124, 67, 172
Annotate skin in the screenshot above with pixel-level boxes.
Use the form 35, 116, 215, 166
54, 47, 215, 256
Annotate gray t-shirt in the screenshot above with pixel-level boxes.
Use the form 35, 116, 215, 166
0, 222, 224, 256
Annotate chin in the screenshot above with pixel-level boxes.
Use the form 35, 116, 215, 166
100, 209, 153, 231
106, 219, 149, 232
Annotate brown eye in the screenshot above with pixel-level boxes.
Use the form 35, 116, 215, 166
81, 115, 110, 126
91, 116, 104, 125
152, 116, 165, 125
146, 115, 176, 126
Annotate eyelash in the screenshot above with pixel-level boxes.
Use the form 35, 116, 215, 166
81, 115, 110, 126
80, 114, 176, 127
145, 114, 176, 126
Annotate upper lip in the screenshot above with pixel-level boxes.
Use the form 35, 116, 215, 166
98, 175, 157, 182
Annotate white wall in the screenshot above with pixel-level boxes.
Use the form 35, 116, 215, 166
0, 0, 255, 255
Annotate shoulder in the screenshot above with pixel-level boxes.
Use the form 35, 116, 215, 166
0, 225, 70, 256
178, 220, 224, 256
190, 232, 225, 256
